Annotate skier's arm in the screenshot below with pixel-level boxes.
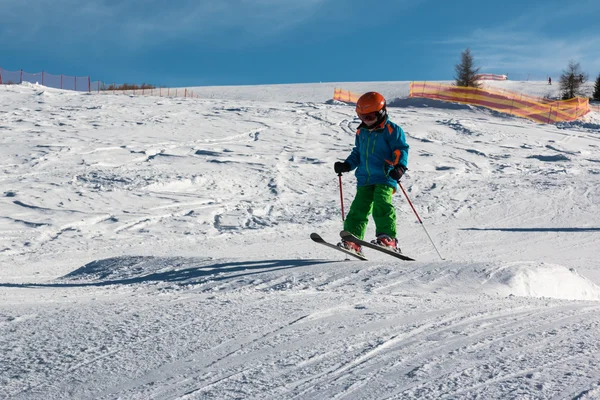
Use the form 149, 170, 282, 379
387, 125, 409, 168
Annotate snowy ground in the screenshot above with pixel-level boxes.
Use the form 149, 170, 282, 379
1, 81, 600, 399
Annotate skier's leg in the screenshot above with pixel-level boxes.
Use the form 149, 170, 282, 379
372, 184, 397, 238
343, 185, 374, 240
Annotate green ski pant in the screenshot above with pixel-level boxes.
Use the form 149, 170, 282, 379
343, 184, 396, 240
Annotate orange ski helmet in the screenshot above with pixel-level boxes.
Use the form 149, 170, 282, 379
356, 92, 387, 127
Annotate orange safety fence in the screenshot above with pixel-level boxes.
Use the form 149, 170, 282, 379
474, 73, 508, 81
333, 88, 360, 104
409, 82, 590, 124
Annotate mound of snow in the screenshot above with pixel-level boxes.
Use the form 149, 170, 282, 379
324, 99, 349, 105
427, 262, 600, 301
387, 97, 472, 110
485, 262, 600, 300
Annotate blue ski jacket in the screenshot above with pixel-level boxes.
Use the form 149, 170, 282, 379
344, 118, 409, 189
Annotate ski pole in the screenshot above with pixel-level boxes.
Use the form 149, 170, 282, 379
398, 182, 444, 260
338, 173, 345, 221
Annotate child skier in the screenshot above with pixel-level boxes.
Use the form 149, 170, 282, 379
334, 92, 409, 255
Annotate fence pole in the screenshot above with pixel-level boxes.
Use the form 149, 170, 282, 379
74, 76, 76, 91
20, 70, 23, 84
88, 76, 91, 92
511, 95, 517, 116
185, 88, 187, 98
42, 71, 44, 86
97, 80, 100, 93
547, 105, 552, 124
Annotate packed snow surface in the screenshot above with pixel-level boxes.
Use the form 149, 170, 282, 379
1, 81, 600, 399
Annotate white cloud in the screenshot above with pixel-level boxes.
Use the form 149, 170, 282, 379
436, 2, 600, 79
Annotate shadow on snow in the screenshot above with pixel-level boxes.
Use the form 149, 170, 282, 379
0, 256, 331, 289
462, 227, 600, 232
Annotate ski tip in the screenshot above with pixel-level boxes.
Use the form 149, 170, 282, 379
310, 232, 324, 242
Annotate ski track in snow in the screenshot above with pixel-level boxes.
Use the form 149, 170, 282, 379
1, 82, 600, 399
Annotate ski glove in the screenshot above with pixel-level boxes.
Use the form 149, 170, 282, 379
389, 164, 407, 181
334, 161, 351, 174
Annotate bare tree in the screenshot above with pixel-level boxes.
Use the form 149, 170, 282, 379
454, 48, 481, 88
559, 60, 588, 99
593, 73, 600, 101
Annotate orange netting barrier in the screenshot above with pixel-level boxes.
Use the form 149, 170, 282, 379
474, 73, 507, 81
409, 82, 590, 124
333, 88, 360, 104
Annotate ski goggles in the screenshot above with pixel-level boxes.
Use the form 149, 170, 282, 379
357, 111, 379, 123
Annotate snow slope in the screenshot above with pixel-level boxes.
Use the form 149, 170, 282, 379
186, 79, 597, 103
1, 81, 600, 399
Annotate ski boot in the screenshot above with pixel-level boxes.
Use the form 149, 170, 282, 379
371, 234, 401, 253
338, 240, 364, 256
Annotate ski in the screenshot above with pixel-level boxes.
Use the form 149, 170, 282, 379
340, 230, 415, 261
310, 233, 368, 261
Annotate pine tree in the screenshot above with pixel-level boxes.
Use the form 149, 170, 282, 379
559, 60, 587, 100
593, 73, 600, 101
454, 48, 481, 88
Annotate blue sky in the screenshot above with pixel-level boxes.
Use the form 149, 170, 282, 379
2, 0, 599, 87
